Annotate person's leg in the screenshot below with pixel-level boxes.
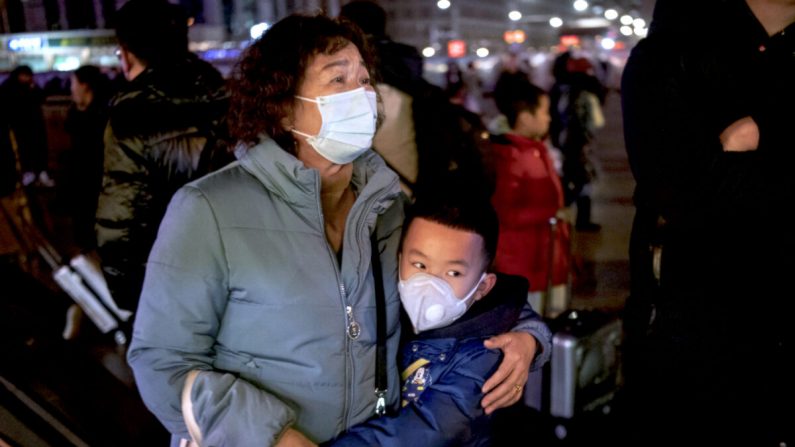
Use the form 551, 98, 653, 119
574, 192, 600, 231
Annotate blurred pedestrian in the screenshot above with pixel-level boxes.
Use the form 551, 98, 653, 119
0, 65, 53, 188
95, 0, 231, 314
490, 79, 570, 315
339, 0, 491, 201
61, 65, 111, 251
549, 50, 605, 231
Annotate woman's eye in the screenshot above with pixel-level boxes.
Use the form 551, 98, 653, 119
360, 78, 371, 86
332, 76, 344, 83
411, 262, 425, 270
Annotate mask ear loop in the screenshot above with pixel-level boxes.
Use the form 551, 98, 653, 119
291, 95, 319, 139
294, 95, 319, 103
460, 272, 488, 302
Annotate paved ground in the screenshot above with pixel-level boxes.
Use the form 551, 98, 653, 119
0, 90, 634, 446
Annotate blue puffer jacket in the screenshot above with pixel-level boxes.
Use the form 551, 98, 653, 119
325, 274, 549, 447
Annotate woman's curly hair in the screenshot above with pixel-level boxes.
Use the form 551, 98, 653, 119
228, 14, 377, 153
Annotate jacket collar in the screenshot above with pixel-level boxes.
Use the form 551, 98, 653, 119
502, 132, 545, 149
238, 137, 401, 214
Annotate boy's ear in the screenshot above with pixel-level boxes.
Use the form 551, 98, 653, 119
474, 273, 498, 301
514, 110, 533, 134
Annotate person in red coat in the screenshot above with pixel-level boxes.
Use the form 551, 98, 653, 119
490, 79, 570, 316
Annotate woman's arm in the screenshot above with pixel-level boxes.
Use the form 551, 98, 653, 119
127, 186, 297, 445
480, 302, 551, 414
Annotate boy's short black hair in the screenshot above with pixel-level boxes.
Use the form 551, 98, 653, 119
403, 189, 499, 269
494, 79, 547, 129
115, 0, 188, 67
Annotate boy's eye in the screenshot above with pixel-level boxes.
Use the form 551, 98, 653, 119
411, 262, 426, 270
446, 271, 462, 278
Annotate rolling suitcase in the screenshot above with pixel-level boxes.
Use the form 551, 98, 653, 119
1, 190, 131, 345
521, 217, 623, 441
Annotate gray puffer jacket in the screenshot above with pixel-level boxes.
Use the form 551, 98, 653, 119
127, 139, 405, 446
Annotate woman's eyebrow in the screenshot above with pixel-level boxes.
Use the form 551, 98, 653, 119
321, 59, 349, 71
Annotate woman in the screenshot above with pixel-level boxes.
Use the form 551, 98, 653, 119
127, 14, 540, 447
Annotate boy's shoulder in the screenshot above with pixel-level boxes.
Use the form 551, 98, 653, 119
490, 132, 547, 151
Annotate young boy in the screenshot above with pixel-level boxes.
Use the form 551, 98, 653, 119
490, 79, 571, 317
324, 195, 551, 446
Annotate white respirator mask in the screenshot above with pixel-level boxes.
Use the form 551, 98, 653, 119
398, 272, 485, 333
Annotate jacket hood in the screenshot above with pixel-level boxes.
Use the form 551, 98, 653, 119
109, 54, 228, 140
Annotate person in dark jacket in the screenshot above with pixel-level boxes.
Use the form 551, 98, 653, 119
0, 111, 17, 197
339, 1, 491, 201
620, 1, 795, 445
61, 65, 111, 251
0, 65, 52, 188
95, 0, 231, 312
325, 194, 551, 447
549, 51, 604, 231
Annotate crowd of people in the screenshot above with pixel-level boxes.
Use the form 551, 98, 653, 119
3, 0, 791, 445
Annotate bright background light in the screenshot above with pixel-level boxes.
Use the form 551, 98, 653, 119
600, 37, 616, 50
509, 10, 522, 21
633, 18, 646, 29
549, 17, 563, 28
476, 47, 489, 57
249, 22, 269, 40
620, 14, 634, 25
422, 46, 436, 57
437, 0, 451, 10
604, 9, 618, 20
573, 0, 589, 12
620, 25, 633, 36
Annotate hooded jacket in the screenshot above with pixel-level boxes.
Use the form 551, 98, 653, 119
491, 133, 569, 291
95, 53, 230, 310
127, 139, 406, 446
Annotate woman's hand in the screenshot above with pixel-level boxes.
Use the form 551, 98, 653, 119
275, 428, 317, 447
481, 332, 537, 414
720, 116, 759, 152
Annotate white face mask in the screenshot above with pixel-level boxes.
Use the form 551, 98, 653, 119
292, 87, 377, 165
398, 272, 486, 334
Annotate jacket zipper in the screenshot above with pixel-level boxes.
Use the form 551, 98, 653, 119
316, 169, 398, 431
314, 173, 356, 432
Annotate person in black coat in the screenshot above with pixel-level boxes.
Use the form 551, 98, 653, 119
0, 65, 51, 187
620, 1, 795, 445
61, 65, 111, 251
